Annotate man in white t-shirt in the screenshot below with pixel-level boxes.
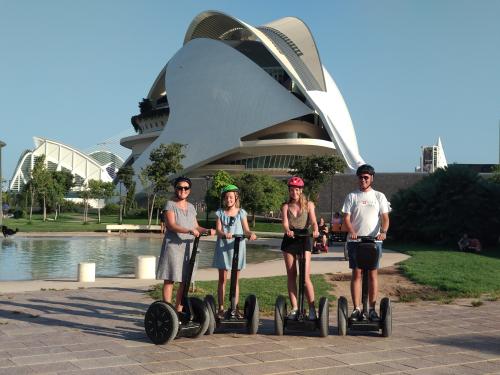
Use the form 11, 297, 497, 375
342, 164, 390, 322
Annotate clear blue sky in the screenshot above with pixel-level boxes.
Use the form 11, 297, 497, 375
1, 0, 499, 183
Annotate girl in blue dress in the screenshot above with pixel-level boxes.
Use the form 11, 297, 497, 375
213, 184, 256, 318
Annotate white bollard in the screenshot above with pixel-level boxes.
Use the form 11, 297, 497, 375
136, 256, 156, 279
78, 262, 96, 282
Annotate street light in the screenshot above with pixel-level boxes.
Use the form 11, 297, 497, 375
0, 140, 6, 227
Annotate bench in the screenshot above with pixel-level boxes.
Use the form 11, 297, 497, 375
106, 224, 162, 233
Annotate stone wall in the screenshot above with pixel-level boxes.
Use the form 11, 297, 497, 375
189, 173, 428, 221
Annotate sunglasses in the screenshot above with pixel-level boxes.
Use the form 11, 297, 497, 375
175, 186, 190, 191
358, 175, 371, 181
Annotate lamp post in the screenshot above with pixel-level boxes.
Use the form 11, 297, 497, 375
0, 140, 6, 227
204, 175, 212, 226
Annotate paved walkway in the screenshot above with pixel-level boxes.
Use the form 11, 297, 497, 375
1, 286, 499, 374
1, 236, 499, 374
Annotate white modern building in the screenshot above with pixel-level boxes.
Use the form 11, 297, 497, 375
121, 11, 365, 178
419, 137, 448, 173
9, 137, 124, 192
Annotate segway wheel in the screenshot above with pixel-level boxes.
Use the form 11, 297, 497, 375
204, 295, 216, 335
337, 296, 348, 336
380, 297, 392, 337
144, 301, 179, 345
185, 297, 210, 338
244, 294, 259, 335
274, 295, 287, 336
318, 297, 329, 337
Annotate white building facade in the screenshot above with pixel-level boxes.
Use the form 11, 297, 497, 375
121, 11, 365, 179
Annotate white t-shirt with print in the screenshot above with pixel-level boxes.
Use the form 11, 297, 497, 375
341, 189, 390, 237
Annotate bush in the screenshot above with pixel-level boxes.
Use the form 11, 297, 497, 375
101, 203, 120, 215
390, 165, 500, 246
60, 200, 84, 213
125, 208, 148, 218
13, 209, 26, 219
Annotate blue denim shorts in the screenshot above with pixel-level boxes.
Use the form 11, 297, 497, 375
347, 241, 383, 269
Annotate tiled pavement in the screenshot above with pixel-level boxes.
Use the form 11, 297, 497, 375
0, 287, 499, 374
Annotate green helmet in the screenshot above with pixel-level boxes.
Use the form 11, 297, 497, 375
221, 184, 239, 195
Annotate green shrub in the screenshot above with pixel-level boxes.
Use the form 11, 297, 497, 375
12, 209, 25, 219
125, 208, 148, 218
101, 203, 120, 215
390, 165, 500, 245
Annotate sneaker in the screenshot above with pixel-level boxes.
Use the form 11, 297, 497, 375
235, 306, 244, 319
350, 308, 362, 321
369, 309, 380, 321
287, 309, 299, 319
217, 309, 225, 320
308, 306, 317, 320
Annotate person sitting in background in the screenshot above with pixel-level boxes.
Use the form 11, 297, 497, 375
458, 233, 482, 253
318, 217, 328, 248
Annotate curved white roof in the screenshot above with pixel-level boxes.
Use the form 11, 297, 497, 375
10, 137, 115, 192
131, 10, 365, 181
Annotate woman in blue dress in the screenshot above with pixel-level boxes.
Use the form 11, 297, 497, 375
213, 184, 256, 318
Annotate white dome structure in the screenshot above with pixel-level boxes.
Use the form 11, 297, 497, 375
121, 11, 365, 179
9, 137, 123, 192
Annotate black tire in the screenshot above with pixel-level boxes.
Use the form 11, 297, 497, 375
204, 295, 216, 335
318, 297, 329, 337
380, 297, 392, 337
244, 295, 259, 335
144, 301, 179, 345
185, 297, 210, 338
274, 295, 286, 336
337, 296, 348, 336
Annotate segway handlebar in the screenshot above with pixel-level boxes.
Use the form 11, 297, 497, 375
347, 235, 382, 244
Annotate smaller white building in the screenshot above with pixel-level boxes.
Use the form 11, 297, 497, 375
9, 137, 124, 192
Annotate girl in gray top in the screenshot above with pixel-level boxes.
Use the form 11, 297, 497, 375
156, 176, 215, 312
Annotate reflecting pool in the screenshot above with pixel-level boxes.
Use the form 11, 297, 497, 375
0, 237, 279, 281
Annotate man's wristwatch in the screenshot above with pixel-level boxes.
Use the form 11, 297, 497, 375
188, 230, 194, 235
380, 230, 387, 234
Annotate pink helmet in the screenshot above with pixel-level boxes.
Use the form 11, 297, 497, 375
288, 176, 304, 188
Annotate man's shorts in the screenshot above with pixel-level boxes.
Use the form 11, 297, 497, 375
347, 241, 383, 270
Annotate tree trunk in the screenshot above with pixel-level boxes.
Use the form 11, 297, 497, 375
156, 208, 159, 225
29, 189, 34, 222
98, 207, 101, 224
252, 212, 256, 228
148, 193, 156, 226
43, 195, 46, 221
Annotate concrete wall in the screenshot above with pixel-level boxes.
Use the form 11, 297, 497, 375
188, 173, 428, 221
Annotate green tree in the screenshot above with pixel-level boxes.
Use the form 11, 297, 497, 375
205, 170, 234, 213
289, 155, 346, 202
116, 165, 135, 221
490, 164, 500, 184
88, 180, 116, 223
144, 143, 185, 225
50, 170, 74, 220
31, 155, 52, 221
79, 183, 91, 223
391, 164, 500, 245
235, 173, 288, 227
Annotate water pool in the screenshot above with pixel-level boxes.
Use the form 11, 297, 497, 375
0, 237, 279, 281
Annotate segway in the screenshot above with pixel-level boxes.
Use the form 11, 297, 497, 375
274, 229, 329, 337
144, 236, 210, 345
337, 236, 392, 337
204, 235, 260, 334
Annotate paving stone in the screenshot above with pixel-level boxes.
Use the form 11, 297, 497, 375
183, 355, 247, 370
464, 360, 500, 372
73, 355, 138, 369
28, 361, 80, 374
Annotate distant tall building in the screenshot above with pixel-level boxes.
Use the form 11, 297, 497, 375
419, 137, 448, 173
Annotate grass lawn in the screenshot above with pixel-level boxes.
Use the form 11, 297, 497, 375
147, 274, 333, 316
4, 214, 283, 233
389, 241, 500, 300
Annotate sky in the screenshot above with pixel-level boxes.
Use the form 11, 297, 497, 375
1, 0, 499, 184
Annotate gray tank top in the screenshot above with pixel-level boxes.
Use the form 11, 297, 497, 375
287, 203, 309, 229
